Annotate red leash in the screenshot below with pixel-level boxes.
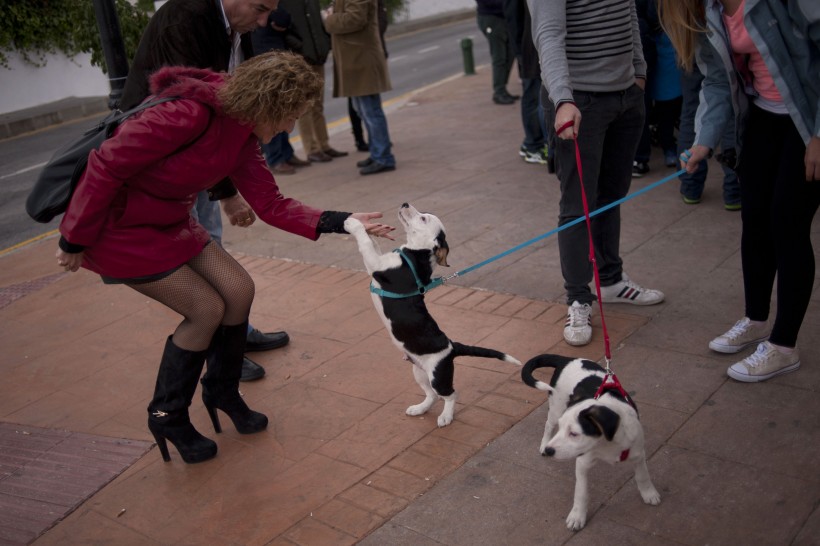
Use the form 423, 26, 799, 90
556, 120, 631, 408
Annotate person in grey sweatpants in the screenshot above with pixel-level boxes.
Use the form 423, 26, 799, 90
528, 0, 665, 347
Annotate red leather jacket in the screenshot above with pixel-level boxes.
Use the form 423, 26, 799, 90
60, 67, 323, 279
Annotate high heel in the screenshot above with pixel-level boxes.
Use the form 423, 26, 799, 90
202, 391, 267, 434
201, 322, 269, 435
147, 336, 217, 464
148, 416, 217, 463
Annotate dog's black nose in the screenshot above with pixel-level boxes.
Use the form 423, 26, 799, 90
401, 203, 409, 208
543, 447, 555, 457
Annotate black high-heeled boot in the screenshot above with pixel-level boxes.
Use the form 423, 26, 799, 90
147, 336, 217, 464
201, 322, 268, 434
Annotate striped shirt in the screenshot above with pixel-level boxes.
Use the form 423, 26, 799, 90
528, 0, 645, 106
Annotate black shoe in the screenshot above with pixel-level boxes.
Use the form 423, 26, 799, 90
323, 147, 349, 158
503, 91, 520, 101
355, 141, 369, 152
492, 93, 515, 105
246, 328, 289, 351
239, 356, 265, 382
360, 161, 396, 175
357, 157, 374, 168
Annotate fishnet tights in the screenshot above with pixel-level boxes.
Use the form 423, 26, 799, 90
126, 242, 254, 351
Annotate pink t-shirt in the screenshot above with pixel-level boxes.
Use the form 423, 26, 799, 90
723, 0, 783, 104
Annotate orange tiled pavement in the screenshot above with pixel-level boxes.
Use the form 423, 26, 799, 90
2, 61, 819, 545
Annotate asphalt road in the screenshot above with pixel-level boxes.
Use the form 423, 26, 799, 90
0, 17, 491, 252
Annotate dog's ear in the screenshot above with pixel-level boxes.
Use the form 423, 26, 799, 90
579, 405, 620, 441
434, 231, 450, 267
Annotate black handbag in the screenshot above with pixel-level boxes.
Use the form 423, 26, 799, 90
26, 96, 179, 223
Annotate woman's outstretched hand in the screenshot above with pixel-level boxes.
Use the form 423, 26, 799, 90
351, 212, 396, 240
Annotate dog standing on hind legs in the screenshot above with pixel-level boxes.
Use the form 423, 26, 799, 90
344, 203, 521, 427
521, 353, 661, 530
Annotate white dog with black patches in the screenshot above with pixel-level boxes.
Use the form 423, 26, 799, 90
345, 203, 521, 427
521, 353, 660, 531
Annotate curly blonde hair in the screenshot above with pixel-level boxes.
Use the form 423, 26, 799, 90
218, 50, 322, 126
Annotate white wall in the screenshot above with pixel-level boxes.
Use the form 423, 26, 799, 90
0, 0, 475, 115
0, 51, 110, 114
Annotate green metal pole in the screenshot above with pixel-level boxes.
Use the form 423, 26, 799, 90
461, 37, 475, 76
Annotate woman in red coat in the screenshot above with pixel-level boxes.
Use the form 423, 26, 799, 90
55, 51, 393, 464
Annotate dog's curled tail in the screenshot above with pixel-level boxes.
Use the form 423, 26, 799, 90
521, 354, 568, 393
451, 342, 521, 366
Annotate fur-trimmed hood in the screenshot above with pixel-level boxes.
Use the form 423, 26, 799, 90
148, 66, 226, 113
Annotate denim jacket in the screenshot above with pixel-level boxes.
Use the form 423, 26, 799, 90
694, 0, 819, 152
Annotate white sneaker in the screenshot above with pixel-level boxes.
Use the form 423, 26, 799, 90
599, 274, 664, 306
564, 301, 592, 346
727, 341, 800, 383
708, 317, 770, 354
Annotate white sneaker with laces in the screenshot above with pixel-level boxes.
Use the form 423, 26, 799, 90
599, 273, 664, 306
564, 301, 592, 346
708, 317, 770, 354
727, 341, 800, 383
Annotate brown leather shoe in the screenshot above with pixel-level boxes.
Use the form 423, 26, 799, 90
286, 155, 311, 167
269, 162, 296, 175
323, 147, 349, 158
307, 151, 332, 162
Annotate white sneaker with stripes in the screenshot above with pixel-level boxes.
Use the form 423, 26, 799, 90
599, 273, 664, 306
564, 301, 592, 346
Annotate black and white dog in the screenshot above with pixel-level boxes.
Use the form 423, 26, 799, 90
345, 203, 521, 427
521, 354, 661, 531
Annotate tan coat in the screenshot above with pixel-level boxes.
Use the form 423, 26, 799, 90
323, 0, 391, 98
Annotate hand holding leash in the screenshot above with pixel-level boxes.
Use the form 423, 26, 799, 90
555, 104, 581, 139
680, 145, 710, 174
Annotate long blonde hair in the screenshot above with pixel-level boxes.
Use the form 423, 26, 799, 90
657, 0, 707, 72
218, 50, 322, 126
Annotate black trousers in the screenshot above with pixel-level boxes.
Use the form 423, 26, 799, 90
737, 103, 819, 347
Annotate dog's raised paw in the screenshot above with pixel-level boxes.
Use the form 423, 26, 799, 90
343, 217, 364, 233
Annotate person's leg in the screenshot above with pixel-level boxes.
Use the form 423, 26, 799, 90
655, 96, 682, 166
351, 94, 395, 167
127, 257, 232, 463
184, 243, 267, 433
678, 69, 707, 201
191, 192, 222, 246
764, 112, 819, 348
348, 97, 368, 150
477, 13, 511, 98
736, 105, 780, 325
594, 85, 645, 286
520, 76, 546, 157
554, 91, 613, 305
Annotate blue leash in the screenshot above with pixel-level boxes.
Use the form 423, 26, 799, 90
373, 168, 685, 297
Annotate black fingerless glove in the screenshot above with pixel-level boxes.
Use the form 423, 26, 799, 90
317, 211, 352, 235
58, 236, 85, 253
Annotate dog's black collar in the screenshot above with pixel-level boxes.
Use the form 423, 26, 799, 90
370, 249, 444, 299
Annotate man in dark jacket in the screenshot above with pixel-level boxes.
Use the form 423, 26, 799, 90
279, 0, 348, 163
475, 0, 517, 104
120, 0, 287, 381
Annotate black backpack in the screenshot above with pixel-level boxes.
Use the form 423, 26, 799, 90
26, 96, 179, 223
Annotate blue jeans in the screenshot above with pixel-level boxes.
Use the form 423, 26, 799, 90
552, 85, 645, 304
191, 191, 222, 245
678, 69, 740, 205
261, 132, 293, 166
521, 76, 545, 151
351, 94, 395, 167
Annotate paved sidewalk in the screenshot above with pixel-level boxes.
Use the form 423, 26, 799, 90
1, 68, 818, 545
